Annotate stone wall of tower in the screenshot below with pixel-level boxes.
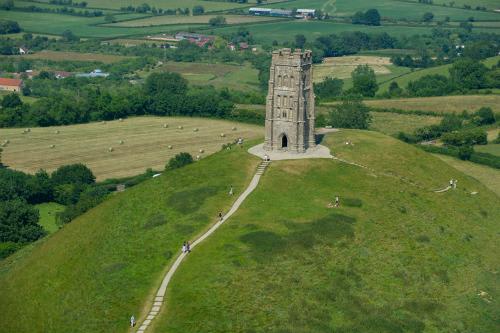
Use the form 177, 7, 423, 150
264, 48, 315, 153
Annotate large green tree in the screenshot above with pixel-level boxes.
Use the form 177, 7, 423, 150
449, 58, 488, 90
327, 96, 372, 129
351, 65, 378, 97
0, 198, 44, 243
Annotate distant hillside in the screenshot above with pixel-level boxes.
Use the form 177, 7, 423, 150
1, 131, 498, 333
379, 55, 500, 92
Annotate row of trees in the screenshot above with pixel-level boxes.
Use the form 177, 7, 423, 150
0, 71, 237, 128
0, 19, 20, 34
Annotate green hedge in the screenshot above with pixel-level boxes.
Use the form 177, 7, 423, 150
417, 144, 500, 169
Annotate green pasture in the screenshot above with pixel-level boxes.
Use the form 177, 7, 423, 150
205, 20, 442, 44
0, 11, 193, 38
153, 130, 499, 332
369, 111, 442, 135
35, 0, 249, 11
139, 61, 260, 91
268, 0, 500, 21
379, 55, 500, 92
35, 202, 65, 234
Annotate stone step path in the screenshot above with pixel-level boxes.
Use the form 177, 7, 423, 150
135, 160, 271, 333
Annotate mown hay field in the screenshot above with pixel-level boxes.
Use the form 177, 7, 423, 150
105, 14, 282, 27
0, 117, 262, 180
369, 112, 442, 135
313, 56, 393, 82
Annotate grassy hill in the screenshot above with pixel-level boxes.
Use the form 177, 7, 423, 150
0, 116, 262, 180
153, 131, 499, 332
379, 56, 500, 92
1, 130, 498, 332
0, 144, 261, 333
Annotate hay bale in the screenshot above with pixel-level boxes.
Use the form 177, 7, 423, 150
199, 149, 204, 153
163, 124, 168, 128
102, 121, 106, 124
50, 144, 55, 149
196, 155, 201, 160
232, 127, 237, 131
220, 133, 226, 137
108, 147, 114, 152
26, 128, 31, 132
119, 140, 124, 145
119, 118, 123, 122
193, 128, 199, 132
178, 125, 183, 130
54, 130, 60, 134
5, 139, 9, 144
168, 145, 173, 149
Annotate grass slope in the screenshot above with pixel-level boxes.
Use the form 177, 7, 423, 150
35, 202, 65, 234
380, 56, 500, 92
370, 112, 442, 135
360, 95, 500, 113
152, 130, 499, 333
0, 144, 260, 333
0, 116, 262, 180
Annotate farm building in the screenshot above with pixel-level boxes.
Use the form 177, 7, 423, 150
297, 9, 316, 18
76, 69, 109, 78
249, 7, 292, 17
0, 78, 23, 92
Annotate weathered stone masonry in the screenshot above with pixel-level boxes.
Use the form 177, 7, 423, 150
264, 48, 316, 153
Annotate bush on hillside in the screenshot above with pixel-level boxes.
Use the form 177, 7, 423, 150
458, 145, 474, 160
314, 77, 343, 100
441, 128, 488, 146
51, 164, 95, 186
166, 152, 193, 171
351, 65, 378, 97
407, 74, 453, 97
472, 107, 496, 125
0, 198, 44, 243
0, 19, 20, 34
327, 97, 371, 129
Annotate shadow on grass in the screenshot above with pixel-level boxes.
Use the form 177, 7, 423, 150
166, 186, 219, 214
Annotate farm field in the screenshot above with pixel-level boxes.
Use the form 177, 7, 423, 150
0, 117, 262, 180
369, 111, 441, 135
0, 11, 193, 38
8, 50, 133, 63
35, 0, 250, 11
314, 56, 392, 82
475, 144, 500, 156
434, 154, 500, 196
379, 55, 500, 92
358, 95, 500, 113
204, 20, 444, 44
406, 0, 500, 10
268, 0, 500, 21
139, 61, 260, 91
104, 14, 283, 27
35, 202, 65, 234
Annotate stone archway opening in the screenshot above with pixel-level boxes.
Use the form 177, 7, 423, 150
281, 134, 288, 149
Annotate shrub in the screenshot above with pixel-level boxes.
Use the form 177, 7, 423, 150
0, 198, 44, 243
472, 107, 496, 125
327, 97, 371, 129
51, 163, 95, 186
441, 128, 487, 146
166, 152, 193, 170
458, 145, 473, 160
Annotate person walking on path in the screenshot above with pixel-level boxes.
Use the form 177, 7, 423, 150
130, 315, 136, 327
449, 179, 453, 188
453, 179, 458, 189
182, 242, 187, 254
335, 196, 340, 208
186, 241, 191, 253
218, 211, 223, 221
229, 185, 234, 196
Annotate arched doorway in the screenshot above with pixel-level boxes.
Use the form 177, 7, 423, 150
281, 134, 288, 149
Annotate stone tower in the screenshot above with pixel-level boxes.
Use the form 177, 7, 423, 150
264, 48, 315, 153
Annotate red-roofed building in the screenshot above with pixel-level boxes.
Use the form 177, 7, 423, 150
0, 78, 23, 92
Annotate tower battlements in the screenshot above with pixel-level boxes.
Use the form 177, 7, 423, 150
271, 48, 312, 65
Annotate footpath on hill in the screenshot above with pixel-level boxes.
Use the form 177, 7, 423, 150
135, 160, 271, 332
